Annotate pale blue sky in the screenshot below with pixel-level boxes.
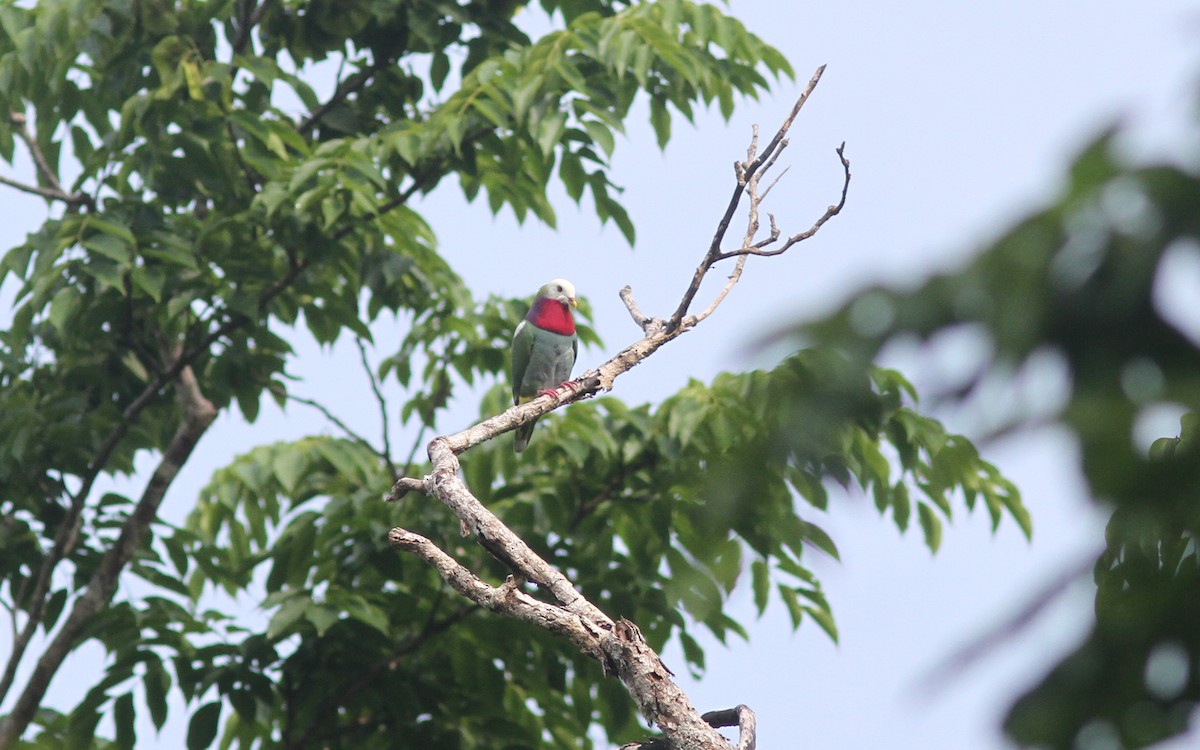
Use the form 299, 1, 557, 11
3, 2, 1200, 748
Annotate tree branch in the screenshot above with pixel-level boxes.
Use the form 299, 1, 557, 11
357, 337, 398, 479
5, 113, 93, 209
389, 524, 729, 749
0, 253, 310, 728
386, 78, 848, 748
0, 120, 444, 739
283, 390, 390, 462
230, 0, 271, 57
665, 64, 829, 334
711, 142, 851, 263
623, 706, 758, 750
299, 58, 387, 137
0, 359, 218, 750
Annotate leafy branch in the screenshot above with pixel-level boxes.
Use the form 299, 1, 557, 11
0, 113, 93, 209
387, 67, 846, 749
0, 149, 440, 745
0, 355, 218, 749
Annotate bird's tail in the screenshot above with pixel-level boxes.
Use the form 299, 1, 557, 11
513, 417, 538, 453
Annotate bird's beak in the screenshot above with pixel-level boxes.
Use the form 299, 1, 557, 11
568, 297, 577, 308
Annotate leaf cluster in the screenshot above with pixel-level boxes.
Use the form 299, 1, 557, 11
97, 345, 1025, 749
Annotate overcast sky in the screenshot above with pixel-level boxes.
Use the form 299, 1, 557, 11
4, 1, 1200, 748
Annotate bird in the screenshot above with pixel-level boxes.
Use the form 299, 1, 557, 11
511, 278, 578, 452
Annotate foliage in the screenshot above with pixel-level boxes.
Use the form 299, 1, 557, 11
175, 348, 1023, 747
0, 0, 1023, 748
797, 128, 1200, 747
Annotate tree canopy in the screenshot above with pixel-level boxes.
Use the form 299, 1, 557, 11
6, 1, 1190, 749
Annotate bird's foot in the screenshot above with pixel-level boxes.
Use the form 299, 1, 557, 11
538, 380, 581, 401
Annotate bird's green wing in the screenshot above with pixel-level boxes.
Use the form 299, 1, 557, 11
511, 320, 535, 404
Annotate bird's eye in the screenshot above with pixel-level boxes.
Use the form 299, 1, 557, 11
556, 285, 563, 292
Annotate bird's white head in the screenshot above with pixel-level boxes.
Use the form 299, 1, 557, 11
538, 278, 577, 308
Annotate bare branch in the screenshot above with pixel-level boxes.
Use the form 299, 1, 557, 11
0, 173, 71, 202
712, 142, 851, 263
665, 64, 828, 332
703, 706, 758, 750
11, 112, 64, 195
619, 285, 657, 328
387, 476, 426, 500
390, 519, 728, 749
631, 706, 757, 750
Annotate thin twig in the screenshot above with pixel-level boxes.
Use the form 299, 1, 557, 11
0, 173, 71, 202
712, 142, 851, 262
683, 118, 773, 329
299, 58, 387, 137
11, 113, 64, 195
225, 120, 262, 193
356, 338, 397, 479
230, 0, 271, 57
4, 113, 92, 209
285, 392, 388, 458
620, 285, 661, 333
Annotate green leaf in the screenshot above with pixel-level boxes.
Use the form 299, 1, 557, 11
751, 559, 770, 615
114, 692, 136, 750
131, 266, 166, 302
803, 604, 839, 643
267, 595, 308, 639
678, 631, 706, 673
431, 52, 450, 91
917, 502, 942, 553
802, 521, 840, 561
583, 120, 615, 158
82, 232, 132, 264
144, 657, 170, 730
187, 702, 221, 750
649, 97, 671, 150
272, 447, 307, 496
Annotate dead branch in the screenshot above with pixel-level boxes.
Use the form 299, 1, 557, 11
624, 706, 758, 750
387, 66, 848, 748
712, 143, 851, 263
665, 64, 828, 334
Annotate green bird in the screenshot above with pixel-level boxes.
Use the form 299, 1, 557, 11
511, 278, 578, 452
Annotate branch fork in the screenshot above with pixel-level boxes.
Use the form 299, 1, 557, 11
388, 65, 845, 749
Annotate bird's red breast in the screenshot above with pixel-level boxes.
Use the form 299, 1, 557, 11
526, 297, 576, 335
